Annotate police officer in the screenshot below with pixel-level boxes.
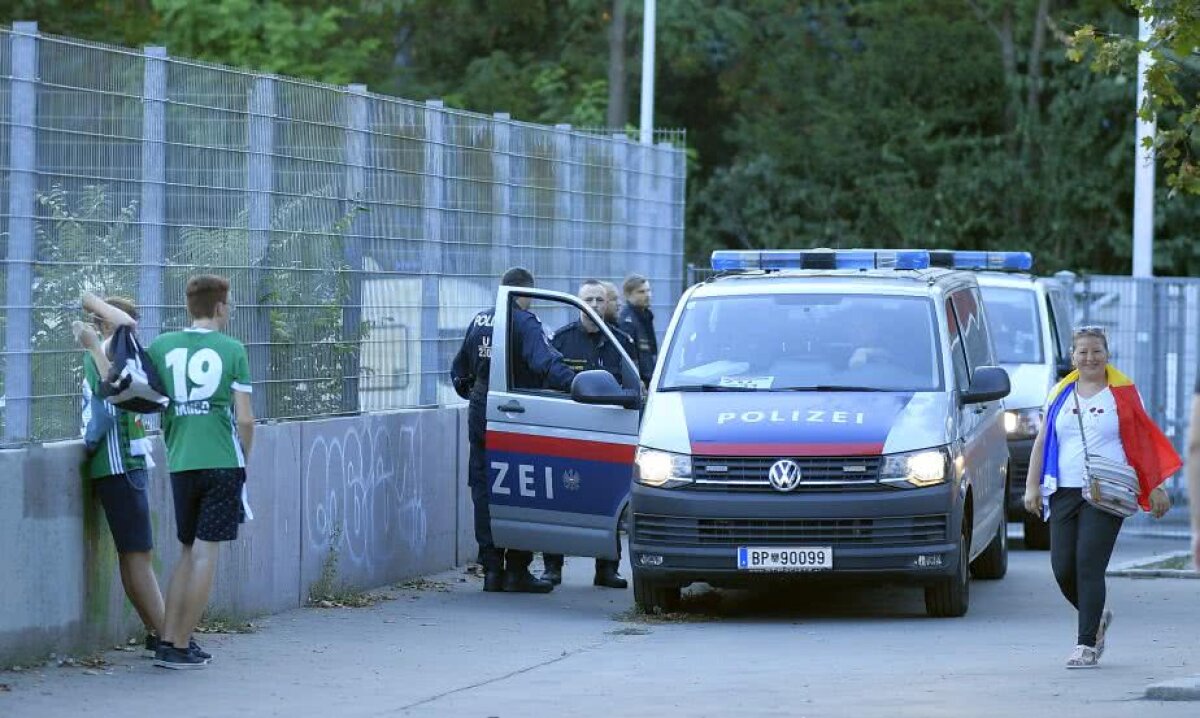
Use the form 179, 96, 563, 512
619, 273, 658, 384
541, 280, 632, 589
450, 267, 576, 593
601, 280, 640, 371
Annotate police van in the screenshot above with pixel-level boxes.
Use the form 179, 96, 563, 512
938, 254, 1074, 550
483, 249, 1011, 618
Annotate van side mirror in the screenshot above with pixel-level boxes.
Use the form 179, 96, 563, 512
1056, 359, 1073, 379
571, 370, 643, 410
962, 366, 1010, 405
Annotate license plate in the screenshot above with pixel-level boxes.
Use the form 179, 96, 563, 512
737, 546, 833, 572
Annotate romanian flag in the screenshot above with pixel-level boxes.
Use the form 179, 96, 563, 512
1040, 365, 1181, 514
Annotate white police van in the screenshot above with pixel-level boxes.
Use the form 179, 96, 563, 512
937, 253, 1074, 550
484, 249, 1011, 618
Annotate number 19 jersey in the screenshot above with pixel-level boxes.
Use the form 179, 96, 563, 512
147, 328, 252, 473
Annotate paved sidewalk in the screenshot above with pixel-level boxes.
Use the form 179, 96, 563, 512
1, 534, 1197, 718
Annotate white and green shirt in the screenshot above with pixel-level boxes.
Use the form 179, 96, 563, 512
147, 328, 252, 473
81, 354, 149, 479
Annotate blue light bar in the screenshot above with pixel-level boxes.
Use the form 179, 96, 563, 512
710, 249, 930, 272
928, 251, 1033, 272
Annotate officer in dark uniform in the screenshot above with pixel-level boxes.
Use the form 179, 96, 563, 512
602, 280, 640, 373
450, 267, 576, 593
619, 273, 658, 385
540, 280, 630, 590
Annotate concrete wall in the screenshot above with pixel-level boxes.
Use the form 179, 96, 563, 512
0, 406, 473, 665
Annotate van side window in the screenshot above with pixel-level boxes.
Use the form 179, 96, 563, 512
945, 296, 970, 388
951, 288, 994, 373
1045, 292, 1071, 361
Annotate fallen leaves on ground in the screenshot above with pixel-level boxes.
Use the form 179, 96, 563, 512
195, 618, 258, 634
394, 578, 451, 592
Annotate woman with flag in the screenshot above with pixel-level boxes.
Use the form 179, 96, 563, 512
1023, 326, 1179, 669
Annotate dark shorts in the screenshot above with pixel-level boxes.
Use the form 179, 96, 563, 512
95, 469, 154, 554
171, 468, 246, 544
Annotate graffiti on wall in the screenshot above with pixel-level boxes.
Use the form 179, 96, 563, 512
304, 417, 428, 568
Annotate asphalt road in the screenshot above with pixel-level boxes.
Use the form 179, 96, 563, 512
2, 531, 1197, 718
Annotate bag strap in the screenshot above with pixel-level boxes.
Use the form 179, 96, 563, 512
1072, 387, 1093, 471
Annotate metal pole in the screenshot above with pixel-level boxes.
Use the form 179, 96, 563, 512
1132, 16, 1156, 278
638, 0, 656, 145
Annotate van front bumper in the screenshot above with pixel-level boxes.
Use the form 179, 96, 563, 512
630, 482, 963, 587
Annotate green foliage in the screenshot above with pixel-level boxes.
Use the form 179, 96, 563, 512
1069, 1, 1200, 195
169, 193, 368, 421
148, 0, 381, 84
26, 184, 140, 440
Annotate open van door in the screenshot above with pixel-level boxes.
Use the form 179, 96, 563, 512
486, 286, 642, 559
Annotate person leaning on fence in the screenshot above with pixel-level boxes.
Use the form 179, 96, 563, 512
71, 294, 166, 654
1023, 326, 1179, 669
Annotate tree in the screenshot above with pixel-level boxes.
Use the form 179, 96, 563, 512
1068, 0, 1200, 195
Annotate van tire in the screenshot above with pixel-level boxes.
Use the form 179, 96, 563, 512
925, 519, 970, 618
633, 570, 681, 614
1023, 516, 1050, 551
970, 515, 1008, 580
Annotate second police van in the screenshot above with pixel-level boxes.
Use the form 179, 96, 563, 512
483, 249, 1012, 618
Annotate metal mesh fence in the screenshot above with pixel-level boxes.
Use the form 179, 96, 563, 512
0, 26, 686, 445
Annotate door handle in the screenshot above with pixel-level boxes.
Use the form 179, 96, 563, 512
498, 401, 525, 414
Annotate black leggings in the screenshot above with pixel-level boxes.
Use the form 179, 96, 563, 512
1049, 488, 1124, 647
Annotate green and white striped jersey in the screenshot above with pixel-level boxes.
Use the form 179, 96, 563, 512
81, 354, 148, 479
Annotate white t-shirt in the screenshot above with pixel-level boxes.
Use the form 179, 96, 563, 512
1051, 387, 1128, 489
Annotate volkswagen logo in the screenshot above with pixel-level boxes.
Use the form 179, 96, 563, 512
768, 459, 802, 492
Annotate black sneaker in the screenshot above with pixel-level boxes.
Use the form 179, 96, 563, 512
188, 640, 211, 661
144, 633, 160, 655
154, 642, 209, 670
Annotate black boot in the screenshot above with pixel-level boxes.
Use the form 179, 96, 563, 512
541, 554, 564, 585
593, 560, 627, 589
483, 570, 505, 592
503, 569, 555, 593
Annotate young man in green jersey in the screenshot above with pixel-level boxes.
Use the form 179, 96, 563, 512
139, 275, 255, 669
72, 295, 166, 652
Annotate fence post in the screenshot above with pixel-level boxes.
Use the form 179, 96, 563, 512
246, 75, 275, 419
341, 84, 369, 414
3, 21, 38, 445
491, 113, 512, 275
420, 100, 445, 405
610, 134, 629, 285
553, 124, 574, 295
138, 46, 167, 341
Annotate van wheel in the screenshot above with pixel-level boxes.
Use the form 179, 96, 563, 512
925, 519, 970, 618
970, 515, 1008, 580
1023, 516, 1050, 551
633, 569, 680, 614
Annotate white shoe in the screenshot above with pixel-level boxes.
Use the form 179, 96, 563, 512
1066, 644, 1099, 669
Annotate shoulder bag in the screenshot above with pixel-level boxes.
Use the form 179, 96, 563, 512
1073, 389, 1140, 518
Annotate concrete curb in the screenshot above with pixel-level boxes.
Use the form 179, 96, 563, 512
1145, 676, 1200, 701
1107, 550, 1199, 579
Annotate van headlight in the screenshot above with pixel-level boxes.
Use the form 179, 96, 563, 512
1004, 408, 1043, 439
880, 449, 949, 488
634, 448, 692, 489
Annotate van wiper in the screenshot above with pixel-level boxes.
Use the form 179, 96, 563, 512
773, 385, 889, 392
658, 384, 763, 392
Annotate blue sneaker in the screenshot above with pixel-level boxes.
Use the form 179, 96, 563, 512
154, 642, 209, 670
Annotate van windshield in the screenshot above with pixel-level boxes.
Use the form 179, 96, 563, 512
979, 286, 1043, 364
659, 293, 943, 392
